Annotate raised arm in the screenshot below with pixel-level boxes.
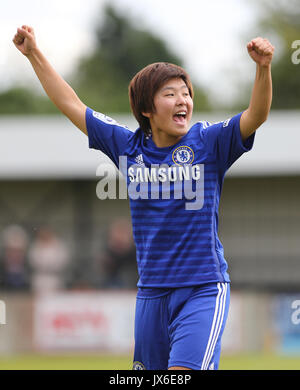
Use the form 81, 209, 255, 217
240, 37, 275, 142
13, 25, 87, 135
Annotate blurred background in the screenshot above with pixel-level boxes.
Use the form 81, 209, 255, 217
0, 0, 300, 369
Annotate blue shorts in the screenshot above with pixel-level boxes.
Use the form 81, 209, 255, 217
133, 282, 230, 370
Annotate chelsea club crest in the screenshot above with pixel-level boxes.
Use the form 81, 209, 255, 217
172, 146, 194, 165
133, 361, 146, 370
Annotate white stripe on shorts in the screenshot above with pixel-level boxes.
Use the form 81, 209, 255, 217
201, 282, 228, 370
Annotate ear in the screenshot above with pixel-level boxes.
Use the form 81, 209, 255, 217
142, 112, 151, 119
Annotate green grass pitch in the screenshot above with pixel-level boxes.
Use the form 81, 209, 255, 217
0, 353, 300, 370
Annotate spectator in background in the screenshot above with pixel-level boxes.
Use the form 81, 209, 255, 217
28, 227, 70, 294
92, 218, 137, 289
0, 224, 30, 291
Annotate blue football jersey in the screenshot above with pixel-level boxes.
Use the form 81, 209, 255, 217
86, 107, 255, 288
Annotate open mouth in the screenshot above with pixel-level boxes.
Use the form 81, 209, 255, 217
173, 111, 187, 124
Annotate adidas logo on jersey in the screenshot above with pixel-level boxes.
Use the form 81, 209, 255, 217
135, 154, 144, 166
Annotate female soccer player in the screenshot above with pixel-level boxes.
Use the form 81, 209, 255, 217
13, 25, 274, 370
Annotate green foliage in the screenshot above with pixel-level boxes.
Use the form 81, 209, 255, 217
0, 87, 58, 115
236, 0, 300, 110
72, 5, 210, 113
257, 0, 300, 109
1, 4, 210, 115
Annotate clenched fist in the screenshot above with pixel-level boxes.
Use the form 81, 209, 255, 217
12, 25, 37, 56
247, 37, 274, 67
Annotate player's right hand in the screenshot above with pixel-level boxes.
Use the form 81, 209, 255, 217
13, 25, 37, 56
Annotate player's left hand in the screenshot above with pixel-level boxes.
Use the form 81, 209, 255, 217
247, 37, 274, 67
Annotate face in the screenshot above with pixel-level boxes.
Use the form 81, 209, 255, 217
143, 77, 193, 147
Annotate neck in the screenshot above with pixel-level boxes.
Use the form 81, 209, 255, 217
151, 130, 183, 148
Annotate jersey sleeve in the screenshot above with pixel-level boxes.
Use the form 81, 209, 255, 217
85, 107, 132, 168
201, 111, 255, 174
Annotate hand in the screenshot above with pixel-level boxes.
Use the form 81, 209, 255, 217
12, 25, 37, 56
247, 37, 274, 67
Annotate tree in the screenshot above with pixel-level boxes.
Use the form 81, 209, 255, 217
234, 0, 300, 110
0, 4, 209, 115
72, 5, 210, 113
0, 87, 57, 115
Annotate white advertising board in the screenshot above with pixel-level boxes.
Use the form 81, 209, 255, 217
221, 292, 243, 353
34, 291, 136, 353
